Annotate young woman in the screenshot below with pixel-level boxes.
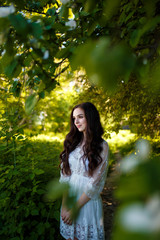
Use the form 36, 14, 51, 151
59, 102, 109, 240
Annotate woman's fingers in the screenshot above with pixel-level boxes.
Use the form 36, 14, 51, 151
61, 208, 68, 219
61, 208, 73, 224
63, 216, 71, 224
66, 219, 72, 225
61, 209, 72, 225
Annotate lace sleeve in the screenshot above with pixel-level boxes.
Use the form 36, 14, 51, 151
59, 163, 71, 183
84, 141, 109, 199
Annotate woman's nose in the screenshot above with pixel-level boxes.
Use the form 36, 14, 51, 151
75, 118, 79, 124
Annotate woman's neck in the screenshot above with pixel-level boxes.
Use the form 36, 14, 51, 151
81, 133, 86, 147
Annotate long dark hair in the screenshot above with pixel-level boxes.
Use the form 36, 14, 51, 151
60, 102, 104, 176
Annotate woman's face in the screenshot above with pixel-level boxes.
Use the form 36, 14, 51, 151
73, 107, 87, 133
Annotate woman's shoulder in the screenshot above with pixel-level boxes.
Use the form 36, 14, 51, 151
101, 139, 109, 156
101, 139, 109, 148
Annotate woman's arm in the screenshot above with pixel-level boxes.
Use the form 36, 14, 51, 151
61, 193, 72, 225
61, 192, 91, 225
77, 192, 91, 209
83, 141, 109, 199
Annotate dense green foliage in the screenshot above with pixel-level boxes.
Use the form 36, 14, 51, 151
0, 131, 118, 239
0, 138, 63, 239
74, 78, 160, 137
0, 0, 160, 137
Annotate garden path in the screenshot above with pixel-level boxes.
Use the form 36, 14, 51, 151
102, 153, 121, 240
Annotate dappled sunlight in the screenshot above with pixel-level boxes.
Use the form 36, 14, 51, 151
106, 130, 137, 150
30, 133, 64, 142
29, 130, 137, 148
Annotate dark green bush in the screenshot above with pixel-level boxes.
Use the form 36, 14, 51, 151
0, 139, 63, 240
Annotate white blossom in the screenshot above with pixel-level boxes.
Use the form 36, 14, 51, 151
1, 49, 6, 56
119, 153, 139, 173
143, 58, 148, 65
61, 0, 70, 4
65, 19, 76, 30
119, 194, 160, 233
119, 139, 151, 173
43, 50, 49, 59
145, 193, 160, 231
120, 204, 152, 233
146, 193, 160, 216
0, 4, 15, 18
13, 78, 18, 82
135, 139, 151, 160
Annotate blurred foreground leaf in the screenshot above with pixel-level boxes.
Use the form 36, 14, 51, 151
45, 179, 80, 220
71, 38, 136, 92
25, 94, 38, 115
113, 139, 160, 240
45, 179, 69, 202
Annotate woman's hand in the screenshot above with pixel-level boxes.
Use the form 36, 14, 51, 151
61, 207, 72, 225
61, 193, 90, 226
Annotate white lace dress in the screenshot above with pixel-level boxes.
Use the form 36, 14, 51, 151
59, 140, 109, 240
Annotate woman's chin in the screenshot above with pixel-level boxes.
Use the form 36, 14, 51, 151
78, 128, 84, 132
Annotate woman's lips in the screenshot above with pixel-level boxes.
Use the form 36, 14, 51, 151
77, 125, 81, 128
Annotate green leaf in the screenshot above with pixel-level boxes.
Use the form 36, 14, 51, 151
17, 135, 24, 140
71, 38, 135, 92
0, 17, 10, 32
45, 179, 70, 201
37, 222, 45, 235
9, 14, 29, 35
31, 209, 39, 216
53, 210, 59, 221
45, 222, 50, 228
46, 7, 56, 17
29, 173, 35, 180
34, 169, 44, 175
0, 50, 15, 71
38, 91, 45, 99
5, 59, 18, 78
37, 189, 46, 195
103, 0, 121, 21
30, 22, 43, 39
12, 64, 22, 78
25, 94, 38, 115
56, 45, 71, 59
85, 0, 97, 13
59, 5, 69, 21
10, 237, 20, 240
130, 16, 160, 47
24, 54, 33, 67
